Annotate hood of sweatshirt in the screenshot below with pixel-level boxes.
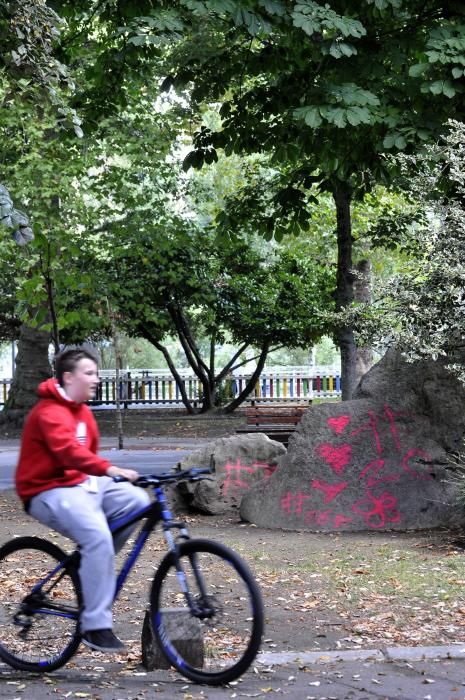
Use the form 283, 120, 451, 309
37, 378, 80, 409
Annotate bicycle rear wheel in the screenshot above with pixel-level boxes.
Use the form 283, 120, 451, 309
0, 536, 82, 672
150, 538, 264, 685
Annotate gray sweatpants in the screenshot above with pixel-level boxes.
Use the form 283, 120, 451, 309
29, 477, 150, 632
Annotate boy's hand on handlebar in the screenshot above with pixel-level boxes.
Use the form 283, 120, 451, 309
106, 465, 140, 482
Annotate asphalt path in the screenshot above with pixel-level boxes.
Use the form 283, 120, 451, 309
0, 447, 195, 490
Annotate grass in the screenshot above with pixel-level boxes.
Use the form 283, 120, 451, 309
229, 534, 465, 647
225, 536, 465, 608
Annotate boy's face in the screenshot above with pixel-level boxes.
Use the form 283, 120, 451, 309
63, 358, 99, 403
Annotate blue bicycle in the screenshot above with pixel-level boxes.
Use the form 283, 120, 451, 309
0, 468, 264, 685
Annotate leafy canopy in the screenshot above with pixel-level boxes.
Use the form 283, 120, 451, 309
139, 1, 465, 203
350, 120, 465, 376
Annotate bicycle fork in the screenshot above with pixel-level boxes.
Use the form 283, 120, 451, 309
158, 490, 213, 619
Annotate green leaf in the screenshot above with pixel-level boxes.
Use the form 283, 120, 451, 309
452, 66, 463, 79
271, 144, 288, 163
346, 106, 371, 125
329, 84, 379, 107
328, 107, 347, 128
327, 157, 339, 172
293, 106, 323, 128
291, 10, 320, 36
366, 0, 402, 9
234, 8, 271, 35
443, 81, 456, 98
259, 0, 286, 16
206, 0, 237, 13
429, 81, 444, 95
182, 150, 204, 171
330, 16, 366, 39
425, 50, 440, 63
383, 133, 396, 148
416, 129, 429, 140
329, 41, 357, 58
428, 80, 456, 97
33, 306, 49, 326
128, 35, 150, 46
204, 148, 218, 164
408, 63, 430, 77
339, 42, 357, 57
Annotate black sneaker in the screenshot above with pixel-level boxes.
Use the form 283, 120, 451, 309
82, 629, 126, 652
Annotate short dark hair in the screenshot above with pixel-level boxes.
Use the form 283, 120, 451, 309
55, 348, 98, 386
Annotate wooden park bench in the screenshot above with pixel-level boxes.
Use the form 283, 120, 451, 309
236, 403, 309, 446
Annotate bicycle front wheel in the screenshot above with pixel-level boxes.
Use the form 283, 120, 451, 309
0, 536, 82, 672
150, 538, 264, 685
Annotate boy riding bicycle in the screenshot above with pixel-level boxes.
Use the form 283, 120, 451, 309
15, 348, 150, 653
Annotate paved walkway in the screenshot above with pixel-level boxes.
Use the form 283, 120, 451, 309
0, 436, 210, 451
0, 438, 209, 489
1, 644, 465, 699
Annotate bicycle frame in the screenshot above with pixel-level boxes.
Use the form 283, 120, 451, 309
27, 482, 195, 621
111, 484, 191, 601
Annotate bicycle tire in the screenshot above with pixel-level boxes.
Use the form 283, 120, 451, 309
150, 538, 264, 685
0, 536, 82, 672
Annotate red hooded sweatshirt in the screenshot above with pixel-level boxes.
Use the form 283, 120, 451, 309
16, 378, 112, 502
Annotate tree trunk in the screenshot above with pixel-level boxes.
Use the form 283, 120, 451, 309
108, 301, 124, 449
333, 182, 357, 401
166, 305, 211, 411
354, 259, 373, 386
139, 326, 196, 414
1, 323, 51, 428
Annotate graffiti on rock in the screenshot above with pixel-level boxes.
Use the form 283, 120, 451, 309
280, 404, 433, 529
314, 443, 352, 475
281, 490, 312, 515
327, 415, 351, 435
311, 479, 348, 504
351, 491, 400, 529
222, 459, 277, 498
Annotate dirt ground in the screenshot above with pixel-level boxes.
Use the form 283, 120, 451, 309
2, 486, 465, 662
93, 409, 245, 439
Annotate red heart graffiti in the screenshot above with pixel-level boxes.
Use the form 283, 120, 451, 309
315, 443, 352, 475
311, 479, 348, 503
327, 415, 351, 435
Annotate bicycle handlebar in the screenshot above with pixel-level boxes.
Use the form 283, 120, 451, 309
113, 467, 213, 487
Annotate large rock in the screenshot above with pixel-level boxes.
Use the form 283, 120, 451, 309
177, 434, 286, 514
240, 350, 465, 531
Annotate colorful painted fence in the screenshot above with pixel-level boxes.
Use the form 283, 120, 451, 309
0, 370, 341, 408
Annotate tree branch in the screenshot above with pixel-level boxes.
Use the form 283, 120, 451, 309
139, 323, 196, 414
227, 344, 285, 374
223, 341, 271, 413
215, 342, 249, 383
173, 303, 210, 374
167, 304, 204, 379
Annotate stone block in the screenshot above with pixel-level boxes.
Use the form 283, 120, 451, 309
177, 433, 286, 514
141, 608, 204, 670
